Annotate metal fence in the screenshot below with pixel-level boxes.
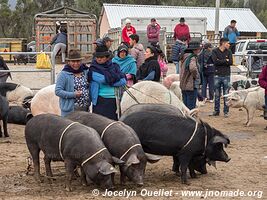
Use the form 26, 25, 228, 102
0, 51, 55, 89
233, 53, 267, 78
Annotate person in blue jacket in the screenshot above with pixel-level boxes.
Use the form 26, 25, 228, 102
55, 49, 90, 117
223, 20, 240, 54
89, 45, 126, 120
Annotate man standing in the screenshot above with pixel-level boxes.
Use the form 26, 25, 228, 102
122, 19, 136, 44
147, 18, 161, 46
173, 17, 191, 43
210, 38, 232, 117
223, 20, 240, 54
129, 34, 145, 69
179, 41, 201, 110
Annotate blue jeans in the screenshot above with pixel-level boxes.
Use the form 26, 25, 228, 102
214, 76, 231, 114
265, 95, 267, 108
174, 62, 179, 74
202, 73, 215, 100
182, 89, 198, 110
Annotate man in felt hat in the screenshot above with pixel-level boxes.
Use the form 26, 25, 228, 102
179, 41, 201, 110
122, 19, 136, 44
55, 49, 90, 117
173, 17, 191, 43
88, 45, 126, 120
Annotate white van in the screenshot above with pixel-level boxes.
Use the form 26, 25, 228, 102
234, 39, 267, 65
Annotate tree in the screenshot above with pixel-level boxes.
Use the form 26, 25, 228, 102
0, 0, 12, 37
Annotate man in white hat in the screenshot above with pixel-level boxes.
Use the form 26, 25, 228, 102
122, 19, 136, 44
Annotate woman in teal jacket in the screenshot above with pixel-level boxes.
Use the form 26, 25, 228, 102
89, 45, 126, 120
112, 45, 137, 86
55, 49, 90, 117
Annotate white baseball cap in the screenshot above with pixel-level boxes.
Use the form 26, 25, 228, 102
125, 19, 131, 24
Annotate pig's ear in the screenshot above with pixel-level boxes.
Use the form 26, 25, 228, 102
145, 153, 161, 163
126, 154, 140, 166
212, 136, 230, 145
99, 162, 117, 175
112, 156, 124, 165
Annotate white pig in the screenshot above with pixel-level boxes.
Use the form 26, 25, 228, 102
225, 87, 264, 126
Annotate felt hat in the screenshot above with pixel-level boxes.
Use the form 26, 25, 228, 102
93, 45, 111, 57
66, 49, 83, 61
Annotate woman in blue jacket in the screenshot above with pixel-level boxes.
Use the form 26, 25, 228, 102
55, 49, 90, 117
89, 45, 126, 120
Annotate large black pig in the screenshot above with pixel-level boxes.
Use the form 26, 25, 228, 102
67, 111, 160, 186
120, 104, 207, 177
0, 95, 9, 137
121, 111, 230, 184
8, 106, 32, 125
25, 114, 120, 191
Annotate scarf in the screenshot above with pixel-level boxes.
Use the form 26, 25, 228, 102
89, 59, 126, 86
62, 64, 88, 74
112, 55, 137, 75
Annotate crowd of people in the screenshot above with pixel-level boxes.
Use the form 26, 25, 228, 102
49, 18, 265, 124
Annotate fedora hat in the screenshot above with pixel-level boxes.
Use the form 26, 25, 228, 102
185, 41, 201, 51
93, 45, 111, 57
66, 49, 83, 61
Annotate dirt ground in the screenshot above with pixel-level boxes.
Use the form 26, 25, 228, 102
0, 63, 266, 200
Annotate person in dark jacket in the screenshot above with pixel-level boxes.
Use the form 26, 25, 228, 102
210, 38, 232, 117
199, 42, 214, 102
0, 56, 11, 83
50, 27, 67, 66
137, 46, 161, 82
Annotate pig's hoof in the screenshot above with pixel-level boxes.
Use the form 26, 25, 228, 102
181, 180, 190, 185
190, 174, 197, 179
4, 135, 9, 138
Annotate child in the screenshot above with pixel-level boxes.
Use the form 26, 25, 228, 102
158, 52, 168, 80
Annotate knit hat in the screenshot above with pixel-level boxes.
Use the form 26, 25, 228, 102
125, 19, 131, 24
66, 49, 83, 61
93, 45, 111, 57
117, 45, 129, 57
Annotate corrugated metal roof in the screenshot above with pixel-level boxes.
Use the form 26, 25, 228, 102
103, 3, 267, 32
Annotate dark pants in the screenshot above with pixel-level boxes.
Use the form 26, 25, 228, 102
93, 96, 118, 120
202, 73, 215, 100
214, 76, 230, 114
182, 88, 198, 110
230, 43, 236, 54
265, 95, 267, 108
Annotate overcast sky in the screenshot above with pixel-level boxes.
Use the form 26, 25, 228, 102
8, 0, 16, 10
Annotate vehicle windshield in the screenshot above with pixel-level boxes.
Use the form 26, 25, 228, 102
246, 41, 267, 50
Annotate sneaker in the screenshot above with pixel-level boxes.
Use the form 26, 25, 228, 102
224, 113, 229, 118
209, 112, 219, 116
209, 99, 214, 103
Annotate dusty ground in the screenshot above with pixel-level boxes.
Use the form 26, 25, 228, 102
0, 63, 266, 200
